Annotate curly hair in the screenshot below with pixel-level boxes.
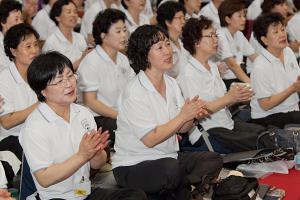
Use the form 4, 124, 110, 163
127, 25, 169, 73
182, 17, 213, 55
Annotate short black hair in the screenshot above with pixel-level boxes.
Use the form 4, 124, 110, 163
50, 0, 76, 26
156, 1, 186, 31
93, 8, 126, 45
4, 23, 39, 61
44, 0, 50, 4
294, 0, 300, 11
218, 0, 245, 27
127, 25, 169, 73
182, 17, 213, 55
27, 51, 74, 102
0, 0, 22, 31
253, 12, 285, 48
261, 0, 286, 14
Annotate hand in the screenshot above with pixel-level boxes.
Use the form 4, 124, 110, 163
228, 83, 253, 103
179, 96, 208, 122
77, 128, 110, 161
0, 189, 15, 200
292, 77, 300, 92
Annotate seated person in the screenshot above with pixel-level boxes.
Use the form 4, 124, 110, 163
199, 0, 223, 29
0, 23, 39, 188
31, 0, 57, 42
43, 0, 89, 71
112, 25, 223, 199
250, 12, 300, 128
0, 0, 23, 70
178, 0, 202, 19
156, 1, 189, 78
216, 0, 257, 88
120, 0, 150, 34
287, 0, 300, 53
20, 51, 147, 200
177, 17, 273, 153
78, 8, 135, 145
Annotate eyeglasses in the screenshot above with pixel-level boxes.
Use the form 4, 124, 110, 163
173, 16, 186, 21
202, 33, 218, 39
48, 74, 78, 87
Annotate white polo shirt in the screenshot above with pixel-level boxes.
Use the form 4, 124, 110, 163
120, 7, 150, 34
0, 32, 11, 71
31, 5, 57, 41
19, 103, 96, 199
199, 1, 221, 29
217, 27, 255, 79
112, 71, 182, 169
167, 40, 189, 78
43, 28, 87, 63
250, 47, 300, 119
0, 62, 37, 140
287, 12, 300, 42
177, 55, 234, 130
77, 45, 135, 116
80, 1, 119, 41
246, 0, 263, 20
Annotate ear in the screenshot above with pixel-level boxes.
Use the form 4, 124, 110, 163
166, 20, 172, 29
101, 33, 106, 40
10, 48, 17, 58
225, 16, 231, 25
41, 89, 47, 99
55, 15, 61, 23
260, 36, 268, 47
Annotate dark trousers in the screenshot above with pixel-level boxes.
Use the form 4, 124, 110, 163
36, 187, 147, 200
94, 116, 117, 147
207, 120, 274, 152
251, 111, 300, 129
113, 152, 223, 200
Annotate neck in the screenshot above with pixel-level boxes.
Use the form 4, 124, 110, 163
59, 25, 73, 43
169, 30, 181, 48
15, 62, 28, 82
145, 67, 164, 86
212, 0, 222, 9
104, 0, 113, 7
227, 26, 237, 36
267, 47, 284, 60
186, 6, 194, 17
47, 101, 71, 122
128, 8, 140, 24
194, 51, 211, 70
101, 44, 118, 63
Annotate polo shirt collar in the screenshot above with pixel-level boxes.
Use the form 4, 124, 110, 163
55, 28, 74, 44
9, 62, 26, 84
223, 27, 235, 42
260, 47, 283, 64
0, 32, 3, 43
44, 4, 51, 14
38, 103, 80, 123
95, 45, 120, 65
209, 1, 218, 16
188, 55, 209, 73
138, 70, 169, 93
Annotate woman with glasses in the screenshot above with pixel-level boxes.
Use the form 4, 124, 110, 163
112, 25, 222, 199
19, 51, 147, 200
177, 17, 274, 153
43, 0, 90, 71
156, 1, 189, 78
0, 23, 39, 188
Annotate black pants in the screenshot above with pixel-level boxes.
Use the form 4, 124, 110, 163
207, 120, 274, 152
94, 116, 117, 148
113, 152, 223, 200
251, 111, 300, 129
36, 188, 147, 200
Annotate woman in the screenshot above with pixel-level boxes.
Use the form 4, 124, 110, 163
43, 0, 89, 70
78, 8, 135, 146
112, 25, 223, 199
179, 0, 202, 19
0, 23, 39, 188
156, 1, 189, 78
20, 51, 147, 199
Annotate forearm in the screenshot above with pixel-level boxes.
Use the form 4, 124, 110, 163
142, 115, 186, 148
84, 98, 117, 119
178, 119, 194, 133
34, 153, 87, 188
0, 103, 38, 129
225, 58, 250, 83
258, 85, 296, 111
90, 150, 107, 169
206, 94, 233, 113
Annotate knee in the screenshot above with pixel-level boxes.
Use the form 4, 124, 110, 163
157, 158, 182, 189
125, 189, 148, 200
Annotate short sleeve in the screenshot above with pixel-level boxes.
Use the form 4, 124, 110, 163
217, 30, 234, 60
0, 75, 15, 116
239, 33, 255, 56
78, 56, 101, 92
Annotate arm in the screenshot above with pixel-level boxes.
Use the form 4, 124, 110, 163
248, 53, 258, 62
83, 92, 118, 119
224, 57, 250, 83
0, 102, 38, 130
72, 49, 92, 71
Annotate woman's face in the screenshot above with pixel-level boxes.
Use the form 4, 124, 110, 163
56, 2, 78, 29
125, 0, 146, 13
167, 11, 186, 35
185, 0, 202, 14
1, 9, 23, 33
272, 3, 289, 18
42, 67, 77, 106
102, 20, 128, 52
11, 34, 39, 68
196, 26, 218, 56
225, 9, 247, 32
147, 34, 173, 72
262, 22, 288, 52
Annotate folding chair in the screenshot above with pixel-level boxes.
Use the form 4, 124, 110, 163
19, 154, 37, 200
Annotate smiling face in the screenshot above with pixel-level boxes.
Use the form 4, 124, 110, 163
56, 2, 78, 29
102, 20, 128, 52
147, 33, 173, 72
1, 9, 23, 34
11, 33, 40, 68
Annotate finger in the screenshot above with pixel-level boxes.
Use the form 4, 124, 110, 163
185, 98, 190, 104
97, 127, 103, 134
191, 95, 199, 102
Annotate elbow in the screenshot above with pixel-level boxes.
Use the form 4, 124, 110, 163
142, 140, 156, 148
36, 178, 51, 188
0, 119, 14, 130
